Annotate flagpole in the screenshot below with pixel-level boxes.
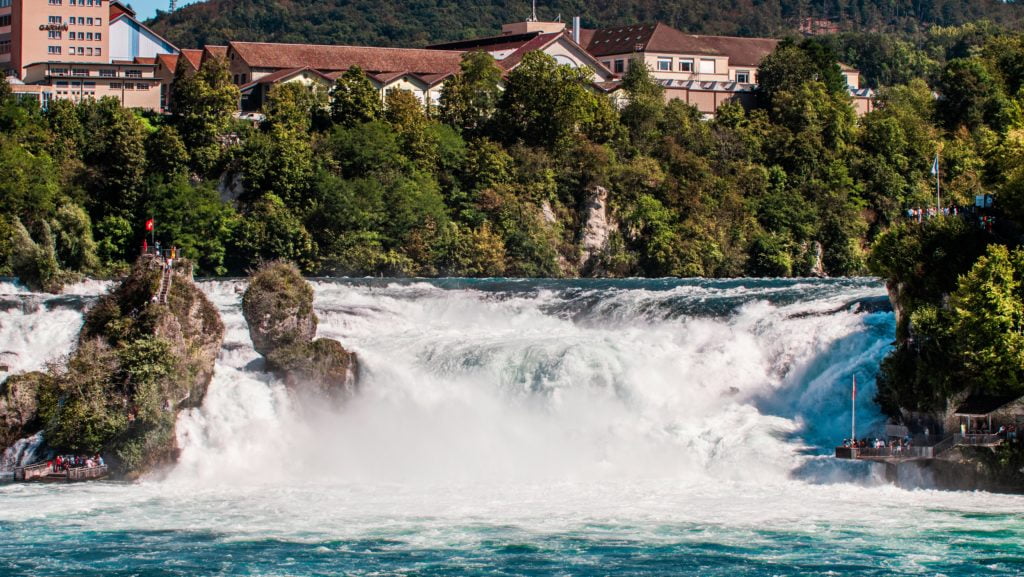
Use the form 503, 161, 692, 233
852, 374, 857, 443
935, 154, 941, 212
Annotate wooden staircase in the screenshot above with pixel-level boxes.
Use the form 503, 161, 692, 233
156, 264, 173, 304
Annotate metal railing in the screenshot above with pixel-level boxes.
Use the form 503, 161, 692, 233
14, 461, 52, 481
847, 446, 935, 459
954, 433, 1003, 446
67, 465, 108, 482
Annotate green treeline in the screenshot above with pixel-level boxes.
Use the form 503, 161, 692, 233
2, 26, 1024, 291
863, 28, 1024, 413
147, 0, 1024, 51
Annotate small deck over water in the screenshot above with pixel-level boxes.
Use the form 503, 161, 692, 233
836, 433, 1004, 462
13, 462, 109, 483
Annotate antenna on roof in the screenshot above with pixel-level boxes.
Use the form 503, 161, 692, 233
528, 0, 537, 22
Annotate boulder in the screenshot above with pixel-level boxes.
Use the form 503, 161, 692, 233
242, 261, 317, 357
26, 256, 225, 477
242, 261, 358, 397
0, 372, 49, 449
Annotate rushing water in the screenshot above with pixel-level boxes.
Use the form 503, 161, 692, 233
1, 277, 1023, 576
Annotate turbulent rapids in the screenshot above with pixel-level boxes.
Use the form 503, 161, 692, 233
3, 277, 1024, 576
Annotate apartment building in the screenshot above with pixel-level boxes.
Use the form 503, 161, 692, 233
1, 0, 174, 110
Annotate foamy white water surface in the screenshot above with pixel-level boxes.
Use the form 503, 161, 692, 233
1, 277, 1022, 576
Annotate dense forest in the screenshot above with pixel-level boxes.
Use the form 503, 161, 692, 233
3, 26, 1024, 292
146, 0, 1024, 52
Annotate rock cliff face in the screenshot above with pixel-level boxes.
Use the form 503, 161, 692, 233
0, 372, 48, 450
242, 261, 358, 397
1, 256, 224, 478
578, 186, 620, 276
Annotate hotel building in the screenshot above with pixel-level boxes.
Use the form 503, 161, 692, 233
0, 0, 175, 110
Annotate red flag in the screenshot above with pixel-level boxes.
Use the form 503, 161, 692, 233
145, 219, 154, 232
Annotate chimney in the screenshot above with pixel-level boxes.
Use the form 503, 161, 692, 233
572, 16, 581, 44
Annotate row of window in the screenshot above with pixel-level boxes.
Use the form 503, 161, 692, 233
49, 0, 104, 5
52, 80, 149, 90
231, 73, 249, 84
48, 16, 103, 26
47, 46, 102, 56
50, 67, 142, 77
603, 56, 753, 83
49, 31, 102, 40
0, 0, 11, 8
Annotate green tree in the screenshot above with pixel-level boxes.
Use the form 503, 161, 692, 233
264, 81, 328, 133
147, 177, 238, 275
937, 57, 1008, 131
145, 125, 190, 179
170, 55, 240, 173
329, 66, 381, 127
438, 51, 503, 135
947, 244, 1024, 395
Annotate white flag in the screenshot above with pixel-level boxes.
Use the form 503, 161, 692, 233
931, 155, 939, 176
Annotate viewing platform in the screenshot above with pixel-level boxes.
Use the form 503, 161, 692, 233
13, 462, 109, 483
836, 433, 1005, 462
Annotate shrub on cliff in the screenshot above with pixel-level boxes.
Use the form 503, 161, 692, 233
31, 256, 223, 476
242, 260, 358, 396
242, 260, 316, 356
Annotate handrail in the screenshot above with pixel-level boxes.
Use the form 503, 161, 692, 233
67, 465, 108, 482
954, 433, 1003, 446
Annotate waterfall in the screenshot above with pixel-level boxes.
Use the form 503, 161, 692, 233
171, 278, 894, 485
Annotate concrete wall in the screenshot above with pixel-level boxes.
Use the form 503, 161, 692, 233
109, 16, 175, 61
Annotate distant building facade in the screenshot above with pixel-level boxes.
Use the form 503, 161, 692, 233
0, 0, 173, 110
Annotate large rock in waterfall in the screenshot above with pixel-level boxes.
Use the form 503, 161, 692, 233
0, 372, 49, 450
242, 261, 358, 396
2, 256, 224, 478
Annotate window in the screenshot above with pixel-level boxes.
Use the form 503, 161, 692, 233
95, 48, 100, 56
136, 83, 148, 90
735, 70, 750, 83
78, 17, 85, 25
0, 41, 9, 55
110, 82, 122, 89
50, 67, 68, 75
678, 59, 693, 72
49, 16, 63, 24
125, 69, 141, 78
95, 18, 101, 25
55, 81, 68, 87
96, 33, 101, 40
86, 47, 93, 56
698, 59, 715, 74
48, 46, 62, 55
240, 73, 247, 84
99, 69, 114, 77
124, 83, 134, 90
84, 81, 95, 87
0, 0, 11, 7
49, 0, 62, 5
86, 32, 93, 40
72, 68, 89, 76
86, 17, 93, 25
614, 59, 624, 73
656, 57, 672, 71
0, 15, 11, 27
602, 60, 611, 69
69, 0, 76, 5
48, 30, 62, 39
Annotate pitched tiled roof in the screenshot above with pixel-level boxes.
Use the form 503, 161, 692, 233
585, 23, 723, 58
203, 45, 229, 61
425, 31, 541, 52
156, 53, 178, 72
180, 49, 203, 70
678, 35, 779, 67
228, 41, 464, 75
240, 67, 333, 91
494, 32, 565, 71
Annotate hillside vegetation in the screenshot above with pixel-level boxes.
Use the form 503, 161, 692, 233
147, 0, 1024, 51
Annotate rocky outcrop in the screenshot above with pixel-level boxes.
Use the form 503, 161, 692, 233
243, 261, 358, 397
0, 372, 48, 450
1, 256, 224, 478
890, 445, 1024, 493
578, 186, 618, 276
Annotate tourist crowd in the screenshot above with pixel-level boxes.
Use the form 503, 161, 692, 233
51, 454, 105, 472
